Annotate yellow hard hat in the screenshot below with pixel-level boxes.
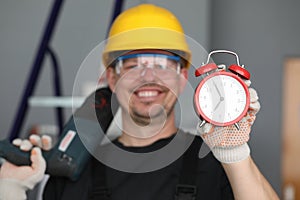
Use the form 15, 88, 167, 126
102, 4, 191, 68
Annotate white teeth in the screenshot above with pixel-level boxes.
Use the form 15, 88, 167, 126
137, 91, 158, 97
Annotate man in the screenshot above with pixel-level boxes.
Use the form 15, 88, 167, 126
0, 4, 279, 200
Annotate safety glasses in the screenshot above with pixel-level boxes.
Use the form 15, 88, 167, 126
115, 53, 181, 80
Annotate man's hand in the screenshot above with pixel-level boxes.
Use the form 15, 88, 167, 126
0, 135, 51, 200
197, 80, 261, 163
0, 147, 45, 200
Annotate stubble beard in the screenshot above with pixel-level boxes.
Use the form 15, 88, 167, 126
129, 101, 175, 127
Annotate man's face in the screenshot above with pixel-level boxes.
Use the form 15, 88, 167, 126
108, 50, 188, 127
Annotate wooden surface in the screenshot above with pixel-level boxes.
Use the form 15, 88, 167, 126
282, 57, 300, 200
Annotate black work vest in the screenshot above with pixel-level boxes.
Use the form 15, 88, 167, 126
89, 134, 202, 200
43, 134, 234, 200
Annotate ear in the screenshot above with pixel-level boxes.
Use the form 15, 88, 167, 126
179, 68, 188, 93
106, 67, 117, 92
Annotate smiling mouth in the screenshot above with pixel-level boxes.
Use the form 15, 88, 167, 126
130, 83, 168, 103
136, 90, 159, 97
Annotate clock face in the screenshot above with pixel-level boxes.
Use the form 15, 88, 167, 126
194, 71, 250, 126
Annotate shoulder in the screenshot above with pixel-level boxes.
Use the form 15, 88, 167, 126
43, 157, 96, 200
179, 130, 225, 172
177, 130, 233, 198
178, 129, 203, 148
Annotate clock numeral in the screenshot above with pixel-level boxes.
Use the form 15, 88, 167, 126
227, 112, 231, 118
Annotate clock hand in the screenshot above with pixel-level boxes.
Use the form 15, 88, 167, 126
213, 100, 222, 112
213, 95, 224, 112
213, 81, 222, 98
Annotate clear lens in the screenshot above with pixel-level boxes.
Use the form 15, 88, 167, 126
116, 54, 181, 79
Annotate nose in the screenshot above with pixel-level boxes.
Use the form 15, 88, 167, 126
140, 66, 156, 81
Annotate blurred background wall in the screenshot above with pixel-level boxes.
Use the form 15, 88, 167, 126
210, 0, 300, 197
0, 0, 210, 139
1, 0, 300, 197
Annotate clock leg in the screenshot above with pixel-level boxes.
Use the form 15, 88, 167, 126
234, 123, 240, 130
199, 120, 206, 128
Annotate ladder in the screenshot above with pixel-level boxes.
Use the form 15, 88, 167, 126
8, 0, 125, 141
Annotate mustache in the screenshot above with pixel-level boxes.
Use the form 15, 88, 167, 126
131, 82, 169, 92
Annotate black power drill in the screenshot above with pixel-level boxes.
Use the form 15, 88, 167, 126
0, 87, 118, 181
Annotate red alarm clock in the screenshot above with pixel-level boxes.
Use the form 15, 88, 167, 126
194, 50, 250, 129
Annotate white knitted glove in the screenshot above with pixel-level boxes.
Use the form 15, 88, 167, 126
0, 135, 51, 200
197, 80, 261, 163
0, 147, 46, 200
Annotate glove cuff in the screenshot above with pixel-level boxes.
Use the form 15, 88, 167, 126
0, 179, 28, 200
212, 143, 250, 163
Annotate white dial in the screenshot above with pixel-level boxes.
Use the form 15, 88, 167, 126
195, 72, 249, 126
